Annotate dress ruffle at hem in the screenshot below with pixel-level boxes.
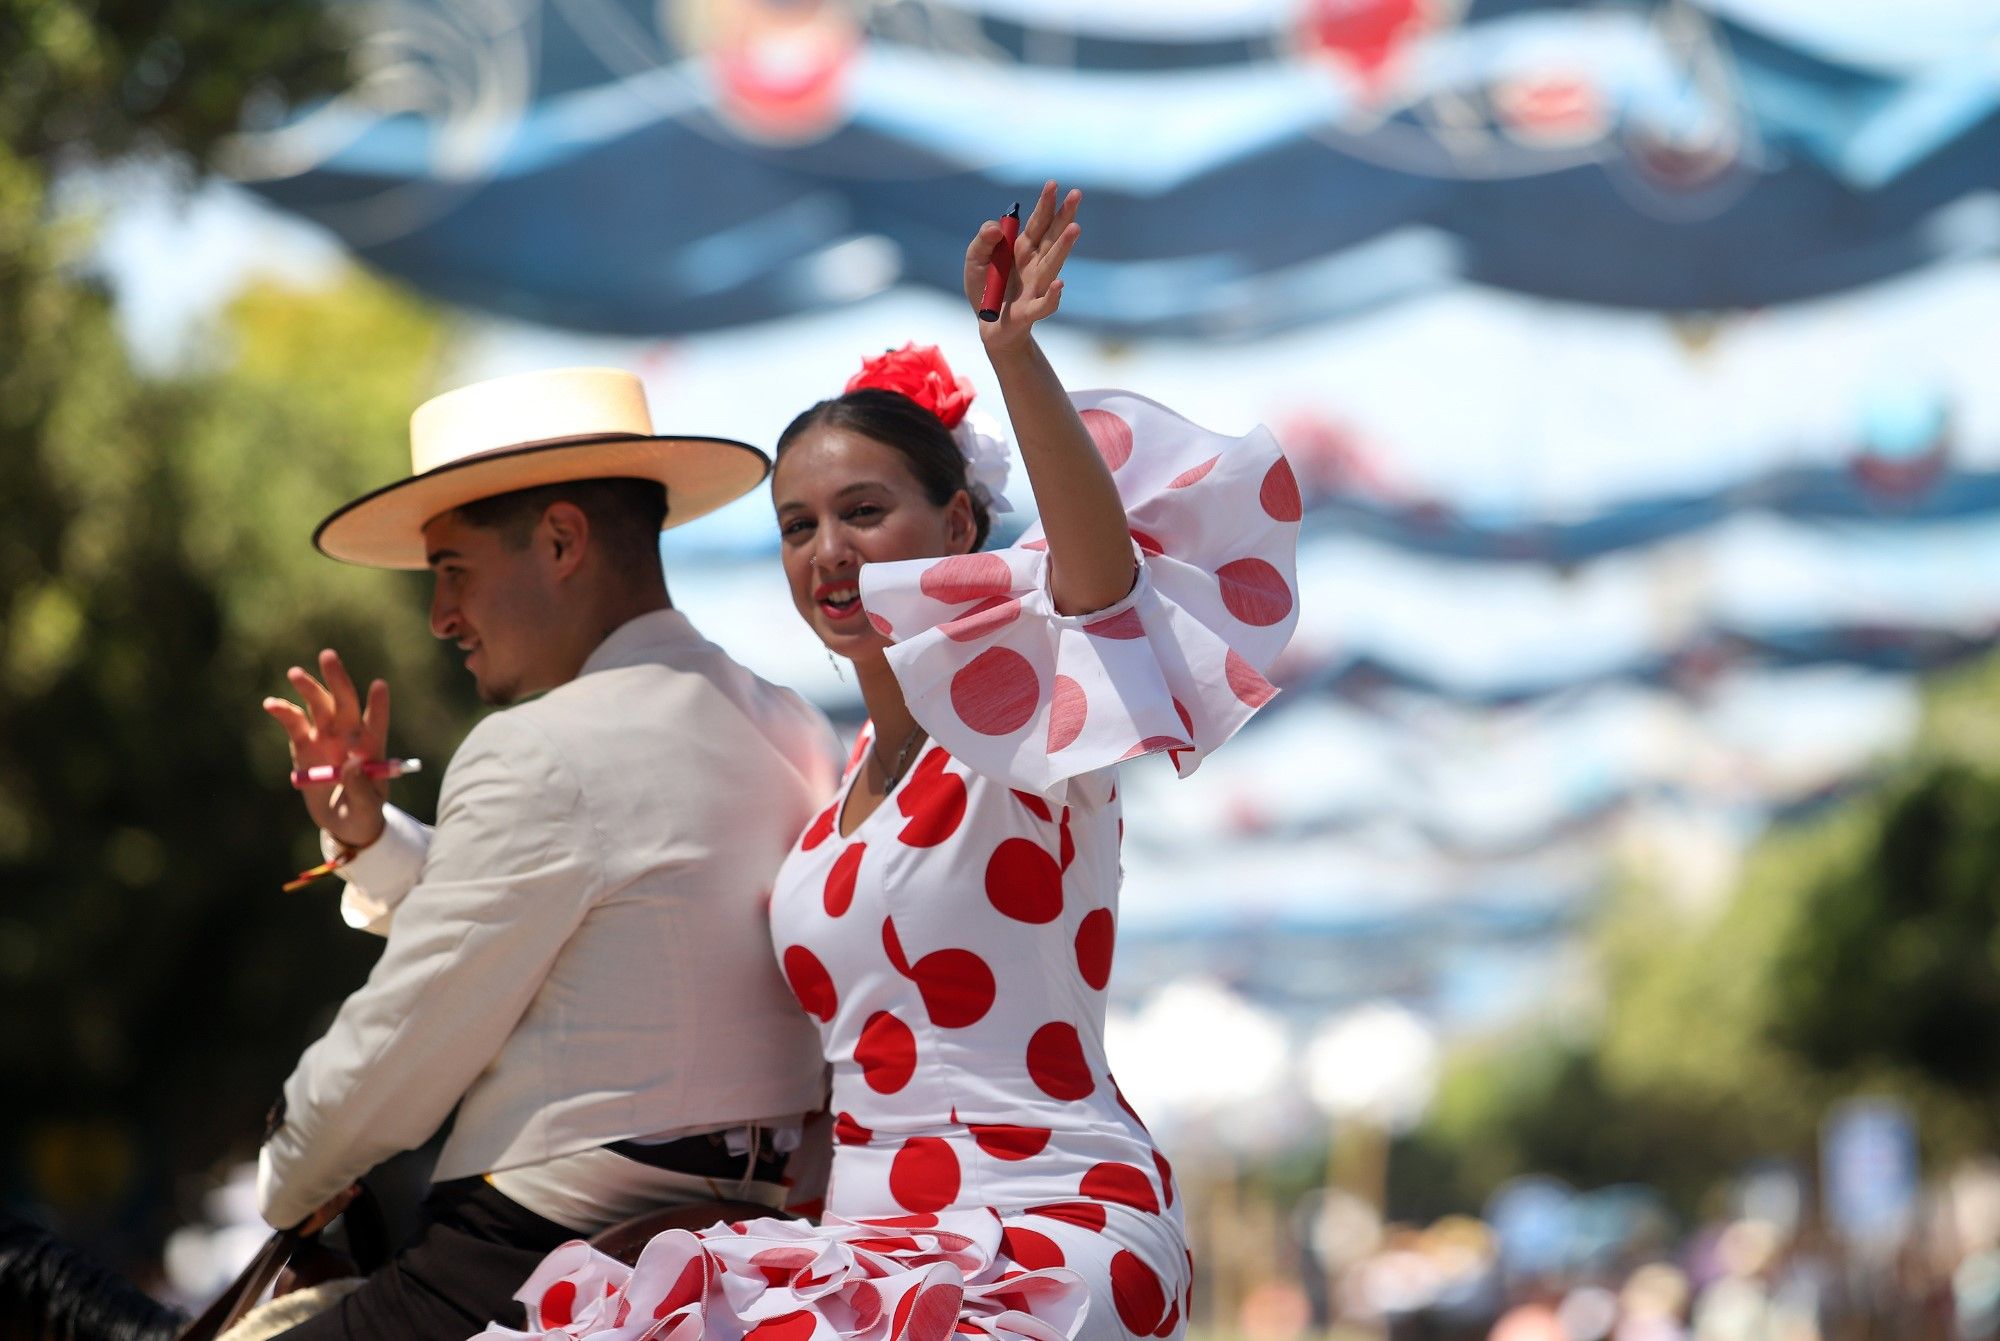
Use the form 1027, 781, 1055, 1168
483, 1211, 1090, 1341
858, 389, 1302, 794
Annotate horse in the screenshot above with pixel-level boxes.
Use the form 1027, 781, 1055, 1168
0, 1214, 185, 1341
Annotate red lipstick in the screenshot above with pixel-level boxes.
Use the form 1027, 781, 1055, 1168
978, 203, 1020, 322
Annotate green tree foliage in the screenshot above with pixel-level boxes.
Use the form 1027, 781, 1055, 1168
0, 3, 485, 1246
0, 264, 478, 1239
1398, 656, 2000, 1218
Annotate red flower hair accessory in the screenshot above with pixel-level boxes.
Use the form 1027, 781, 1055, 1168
845, 343, 976, 429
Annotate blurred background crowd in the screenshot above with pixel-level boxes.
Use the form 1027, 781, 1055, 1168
6, 0, 2000, 1338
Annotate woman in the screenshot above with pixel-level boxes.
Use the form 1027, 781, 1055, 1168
492, 183, 1300, 1341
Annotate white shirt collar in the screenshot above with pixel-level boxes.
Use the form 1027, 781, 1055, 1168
578, 607, 701, 677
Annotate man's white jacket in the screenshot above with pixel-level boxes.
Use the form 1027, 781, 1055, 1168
258, 609, 841, 1228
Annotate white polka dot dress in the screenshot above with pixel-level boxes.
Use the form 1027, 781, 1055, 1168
487, 392, 1300, 1341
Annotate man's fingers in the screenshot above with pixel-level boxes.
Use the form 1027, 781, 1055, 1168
262, 698, 315, 754
360, 679, 392, 757
319, 649, 364, 721
287, 666, 338, 731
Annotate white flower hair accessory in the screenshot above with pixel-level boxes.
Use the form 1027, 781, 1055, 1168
951, 408, 1015, 515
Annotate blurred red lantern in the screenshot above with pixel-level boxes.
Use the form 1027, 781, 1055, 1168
1293, 0, 1439, 98
686, 0, 862, 144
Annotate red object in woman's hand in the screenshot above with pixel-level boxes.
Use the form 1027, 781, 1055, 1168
978, 204, 1021, 321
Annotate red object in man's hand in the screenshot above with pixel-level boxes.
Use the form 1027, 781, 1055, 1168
978, 204, 1021, 321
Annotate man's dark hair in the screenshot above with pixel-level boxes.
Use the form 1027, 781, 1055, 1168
776, 389, 993, 549
451, 477, 669, 577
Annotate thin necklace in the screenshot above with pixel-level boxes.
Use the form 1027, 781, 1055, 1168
873, 725, 925, 791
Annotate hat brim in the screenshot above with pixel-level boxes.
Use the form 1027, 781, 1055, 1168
313, 433, 772, 569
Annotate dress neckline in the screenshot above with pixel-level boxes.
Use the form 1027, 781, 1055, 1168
835, 722, 928, 840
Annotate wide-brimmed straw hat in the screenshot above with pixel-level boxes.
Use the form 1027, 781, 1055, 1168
313, 367, 770, 569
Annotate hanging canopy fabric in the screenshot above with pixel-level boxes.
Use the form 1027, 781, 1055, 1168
231, 0, 2000, 337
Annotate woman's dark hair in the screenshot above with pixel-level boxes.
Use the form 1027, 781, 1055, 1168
775, 389, 992, 549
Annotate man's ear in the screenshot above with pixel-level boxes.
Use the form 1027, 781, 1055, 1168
539, 501, 590, 579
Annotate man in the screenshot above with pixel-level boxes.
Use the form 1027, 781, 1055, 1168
258, 367, 840, 1341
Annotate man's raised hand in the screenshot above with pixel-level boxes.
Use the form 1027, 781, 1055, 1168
263, 649, 392, 851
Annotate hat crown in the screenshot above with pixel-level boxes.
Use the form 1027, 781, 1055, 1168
410, 367, 655, 475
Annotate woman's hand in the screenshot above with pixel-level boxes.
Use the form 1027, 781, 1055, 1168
963, 182, 1134, 615
964, 181, 1081, 352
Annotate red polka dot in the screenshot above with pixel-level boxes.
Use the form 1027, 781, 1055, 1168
970, 1123, 1052, 1161
746, 1310, 817, 1341
1225, 650, 1277, 707
1111, 1252, 1167, 1335
1168, 455, 1220, 488
1174, 699, 1194, 736
834, 1111, 873, 1145
1217, 557, 1293, 627
888, 1137, 961, 1213
1081, 409, 1133, 470
1075, 908, 1114, 989
653, 1255, 710, 1317
540, 1280, 577, 1327
1021, 537, 1049, 551
802, 802, 837, 851
1082, 1162, 1160, 1213
1047, 675, 1087, 752
1059, 810, 1075, 871
1154, 1300, 1181, 1338
907, 946, 997, 1028
1261, 455, 1303, 522
1000, 1226, 1066, 1271
752, 1245, 819, 1287
897, 750, 966, 847
1012, 789, 1053, 822
1120, 736, 1189, 760
986, 838, 1064, 923
1130, 528, 1166, 557
950, 648, 1041, 736
1153, 1151, 1176, 1208
849, 1235, 922, 1255
1113, 1078, 1151, 1132
851, 1281, 886, 1329
824, 842, 865, 916
1027, 1201, 1107, 1233
856, 1011, 918, 1093
1025, 1022, 1094, 1100
942, 596, 1023, 642
782, 945, 837, 1022
880, 915, 913, 974
1084, 608, 1145, 640
868, 612, 895, 638
920, 553, 1013, 604
895, 1278, 964, 1341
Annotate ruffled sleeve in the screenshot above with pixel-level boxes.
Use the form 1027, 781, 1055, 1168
858, 388, 1301, 795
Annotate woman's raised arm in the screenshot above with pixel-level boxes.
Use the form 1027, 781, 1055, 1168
964, 182, 1134, 616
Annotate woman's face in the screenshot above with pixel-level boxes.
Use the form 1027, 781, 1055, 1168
773, 423, 975, 660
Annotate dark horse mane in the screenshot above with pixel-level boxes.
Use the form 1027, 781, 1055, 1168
0, 1214, 186, 1341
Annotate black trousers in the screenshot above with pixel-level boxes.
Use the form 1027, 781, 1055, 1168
271, 1179, 577, 1341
